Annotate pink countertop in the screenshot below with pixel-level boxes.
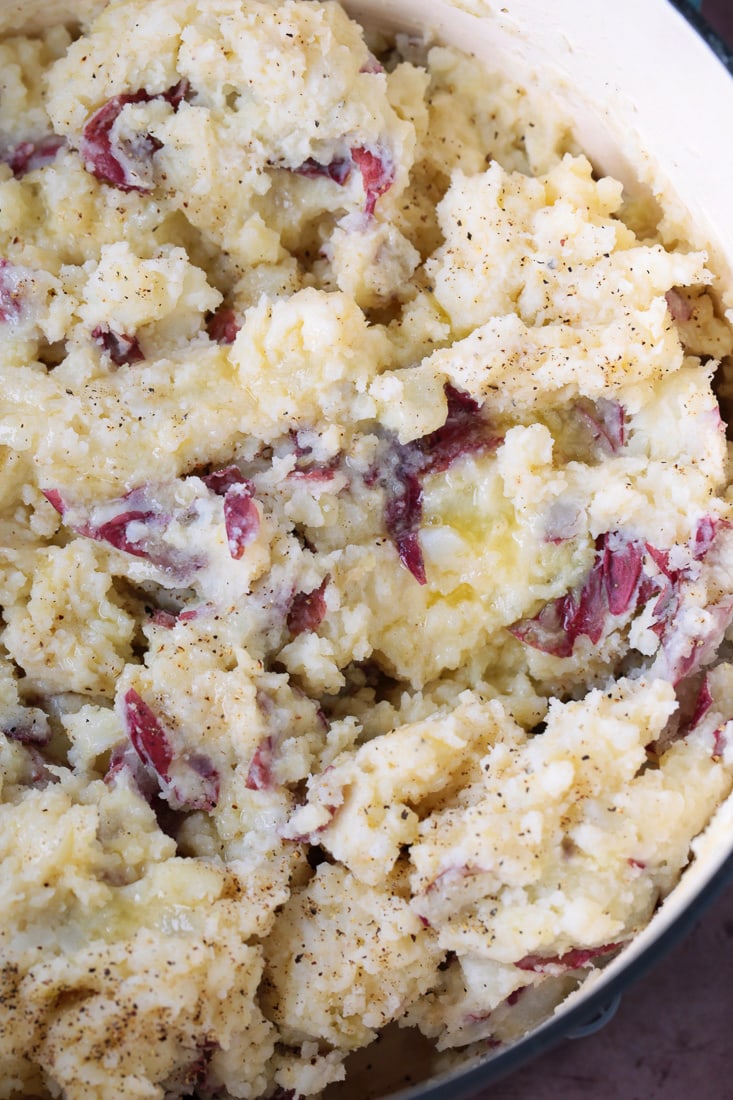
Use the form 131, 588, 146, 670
705, 0, 733, 45
476, 4, 733, 1097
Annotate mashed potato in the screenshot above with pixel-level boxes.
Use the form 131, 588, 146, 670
1, 1, 733, 1097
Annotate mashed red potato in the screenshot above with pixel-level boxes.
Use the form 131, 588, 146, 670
1, 0, 733, 1096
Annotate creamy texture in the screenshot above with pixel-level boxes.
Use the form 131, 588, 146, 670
1, 2, 733, 1097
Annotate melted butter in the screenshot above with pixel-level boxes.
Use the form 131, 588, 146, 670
422, 453, 580, 618
83, 857, 226, 942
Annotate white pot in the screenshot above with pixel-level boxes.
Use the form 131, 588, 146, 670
2, 1, 732, 1096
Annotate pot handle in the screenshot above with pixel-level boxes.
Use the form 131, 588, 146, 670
564, 994, 623, 1040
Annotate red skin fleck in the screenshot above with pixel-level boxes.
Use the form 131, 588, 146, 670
661, 669, 725, 750
569, 554, 607, 645
25, 746, 59, 788
644, 542, 674, 578
665, 287, 693, 323
187, 752, 220, 791
425, 863, 486, 894
79, 80, 188, 192
574, 397, 626, 456
628, 858, 646, 870
516, 942, 622, 973
3, 712, 50, 747
646, 580, 675, 640
162, 79, 190, 110
206, 306, 239, 345
641, 544, 682, 641
177, 603, 213, 623
286, 434, 342, 482
289, 429, 313, 459
544, 507, 585, 550
359, 55, 385, 74
691, 515, 727, 560
0, 258, 23, 323
508, 597, 575, 659
688, 674, 714, 732
43, 483, 205, 579
92, 324, 145, 366
122, 689, 219, 811
104, 744, 128, 785
90, 506, 186, 571
464, 1010, 492, 1025
287, 575, 330, 636
42, 488, 67, 516
664, 597, 733, 685
286, 445, 342, 483
293, 156, 352, 184
201, 465, 248, 496
104, 741, 158, 802
287, 465, 337, 483
123, 688, 174, 779
640, 526, 726, 658
602, 534, 643, 616
80, 90, 158, 191
149, 608, 177, 628
375, 384, 500, 584
384, 468, 425, 585
284, 804, 340, 844
91, 508, 159, 558
712, 726, 727, 758
509, 532, 643, 657
183, 1040, 218, 1091
315, 707, 329, 733
290, 144, 394, 216
5, 135, 65, 178
245, 736, 274, 791
183, 767, 220, 812
351, 145, 394, 217
414, 385, 497, 476
223, 481, 260, 559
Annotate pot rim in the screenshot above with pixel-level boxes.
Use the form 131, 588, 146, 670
670, 0, 733, 71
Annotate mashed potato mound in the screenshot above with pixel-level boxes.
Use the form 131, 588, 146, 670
1, 1, 733, 1097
